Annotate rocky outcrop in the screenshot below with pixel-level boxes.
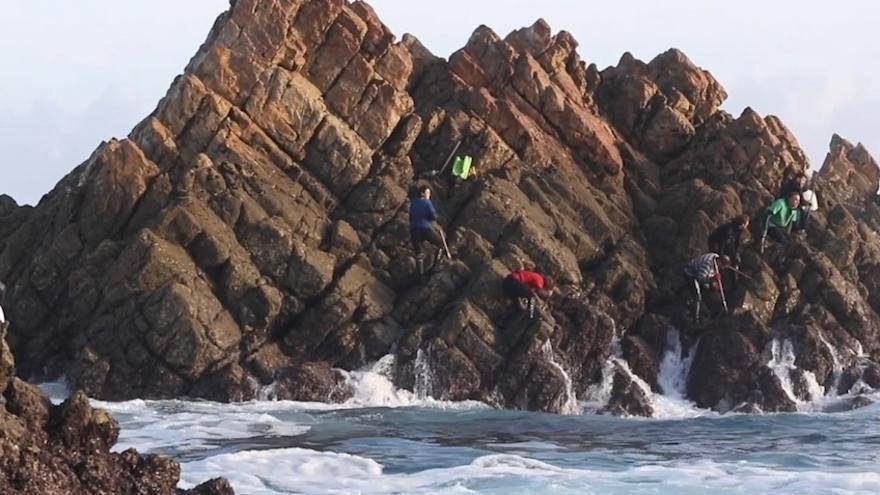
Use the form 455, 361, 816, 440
1, 0, 880, 417
0, 323, 232, 494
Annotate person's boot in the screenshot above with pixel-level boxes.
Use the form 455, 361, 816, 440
416, 254, 425, 277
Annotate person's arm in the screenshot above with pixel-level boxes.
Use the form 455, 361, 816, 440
427, 200, 438, 222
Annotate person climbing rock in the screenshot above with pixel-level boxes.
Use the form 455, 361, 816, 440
708, 215, 750, 267
409, 184, 448, 276
778, 172, 808, 201
761, 192, 801, 250
681, 253, 731, 322
778, 172, 817, 235
797, 189, 819, 233
502, 269, 555, 319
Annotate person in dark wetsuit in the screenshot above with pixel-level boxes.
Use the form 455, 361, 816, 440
708, 215, 750, 267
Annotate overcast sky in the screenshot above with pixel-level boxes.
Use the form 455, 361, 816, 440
1, 1, 876, 205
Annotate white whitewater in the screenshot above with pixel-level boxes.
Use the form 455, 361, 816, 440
763, 337, 873, 412
582, 355, 615, 412
412, 348, 435, 399
657, 328, 695, 400
816, 331, 844, 396
540, 340, 580, 415
583, 330, 708, 419
767, 338, 801, 404
341, 354, 485, 410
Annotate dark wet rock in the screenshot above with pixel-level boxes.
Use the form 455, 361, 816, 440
605, 362, 654, 417
0, 323, 231, 494
271, 361, 354, 402
622, 335, 659, 391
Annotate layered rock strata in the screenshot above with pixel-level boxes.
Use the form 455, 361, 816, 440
1, 0, 879, 415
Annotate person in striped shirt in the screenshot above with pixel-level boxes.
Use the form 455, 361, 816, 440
682, 253, 732, 321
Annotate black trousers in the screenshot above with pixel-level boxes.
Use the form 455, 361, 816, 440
796, 209, 811, 231
410, 225, 444, 256
503, 275, 532, 301
767, 226, 792, 247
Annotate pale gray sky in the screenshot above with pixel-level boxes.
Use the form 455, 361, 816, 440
1, 1, 876, 205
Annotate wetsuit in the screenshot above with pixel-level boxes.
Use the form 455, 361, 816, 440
708, 221, 744, 265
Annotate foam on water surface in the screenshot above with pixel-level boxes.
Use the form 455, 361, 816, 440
178, 448, 880, 495
34, 347, 880, 494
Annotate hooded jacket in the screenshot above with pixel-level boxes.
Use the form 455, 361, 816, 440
767, 198, 800, 229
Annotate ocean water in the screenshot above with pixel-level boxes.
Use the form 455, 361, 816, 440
40, 348, 880, 495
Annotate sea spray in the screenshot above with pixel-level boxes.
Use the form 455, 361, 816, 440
816, 331, 844, 396
657, 328, 694, 399
767, 338, 800, 404
583, 356, 615, 411
344, 354, 419, 407
540, 340, 580, 415
338, 355, 486, 410
413, 348, 435, 400
583, 329, 707, 418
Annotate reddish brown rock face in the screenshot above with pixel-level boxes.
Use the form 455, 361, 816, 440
1, 0, 880, 417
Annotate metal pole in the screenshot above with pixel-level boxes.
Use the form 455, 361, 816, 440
438, 228, 452, 260
716, 260, 729, 315
724, 265, 753, 280
760, 215, 771, 254
431, 140, 463, 177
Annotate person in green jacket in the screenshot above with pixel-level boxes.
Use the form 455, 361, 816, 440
763, 191, 801, 248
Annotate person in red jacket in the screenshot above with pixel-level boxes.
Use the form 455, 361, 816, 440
503, 269, 555, 319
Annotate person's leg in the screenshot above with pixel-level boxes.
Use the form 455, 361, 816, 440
767, 226, 791, 247
798, 209, 811, 232
410, 228, 423, 254
503, 276, 532, 311
687, 277, 704, 322
411, 228, 426, 275
423, 224, 448, 259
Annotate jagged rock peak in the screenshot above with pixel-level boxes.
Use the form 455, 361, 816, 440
819, 133, 880, 202
2, 0, 880, 420
595, 47, 728, 162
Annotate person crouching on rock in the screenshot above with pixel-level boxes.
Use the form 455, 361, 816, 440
681, 253, 731, 322
503, 269, 555, 320
778, 172, 816, 235
762, 191, 801, 249
708, 215, 749, 268
409, 185, 447, 276
798, 189, 819, 234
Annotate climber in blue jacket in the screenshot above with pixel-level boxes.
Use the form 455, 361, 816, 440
409, 185, 448, 275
